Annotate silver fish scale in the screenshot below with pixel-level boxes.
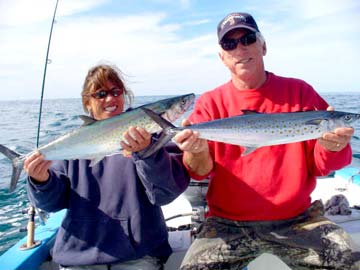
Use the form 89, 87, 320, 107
36, 113, 160, 160
240, 118, 324, 146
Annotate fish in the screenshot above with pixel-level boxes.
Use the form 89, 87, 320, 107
0, 93, 195, 192
142, 108, 360, 155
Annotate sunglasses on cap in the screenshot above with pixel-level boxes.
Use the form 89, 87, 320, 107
220, 32, 257, 51
89, 88, 124, 99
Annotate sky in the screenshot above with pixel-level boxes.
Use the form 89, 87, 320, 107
0, 0, 359, 100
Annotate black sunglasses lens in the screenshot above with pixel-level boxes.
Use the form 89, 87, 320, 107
221, 33, 257, 51
111, 89, 122, 97
242, 33, 257, 46
94, 90, 108, 99
220, 40, 237, 50
91, 88, 123, 99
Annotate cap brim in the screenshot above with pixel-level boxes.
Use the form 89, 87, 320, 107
218, 25, 258, 42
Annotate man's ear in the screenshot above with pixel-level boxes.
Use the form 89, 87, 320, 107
262, 42, 267, 56
218, 51, 224, 61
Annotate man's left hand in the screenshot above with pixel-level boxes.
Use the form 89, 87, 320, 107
317, 106, 354, 152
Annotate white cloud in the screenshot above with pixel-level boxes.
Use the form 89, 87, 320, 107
297, 0, 360, 19
254, 0, 360, 92
0, 0, 108, 26
179, 0, 191, 9
0, 0, 54, 26
0, 6, 223, 100
0, 0, 359, 101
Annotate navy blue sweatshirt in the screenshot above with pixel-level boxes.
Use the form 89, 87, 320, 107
27, 142, 189, 266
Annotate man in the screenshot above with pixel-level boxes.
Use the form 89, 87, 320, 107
174, 12, 360, 270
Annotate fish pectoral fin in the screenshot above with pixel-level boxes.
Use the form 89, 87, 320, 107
79, 115, 97, 126
241, 146, 258, 156
137, 132, 174, 159
141, 108, 176, 130
305, 119, 323, 125
89, 156, 104, 167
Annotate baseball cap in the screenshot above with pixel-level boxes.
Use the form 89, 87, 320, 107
217, 12, 260, 42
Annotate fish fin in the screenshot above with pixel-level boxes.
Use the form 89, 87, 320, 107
0, 144, 23, 193
89, 156, 104, 167
241, 146, 258, 156
240, 110, 261, 115
305, 119, 323, 125
9, 165, 23, 193
139, 108, 178, 158
141, 108, 176, 130
79, 115, 97, 126
137, 132, 175, 159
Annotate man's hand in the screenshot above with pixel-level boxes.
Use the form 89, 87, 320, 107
173, 119, 213, 176
174, 119, 208, 153
317, 106, 354, 152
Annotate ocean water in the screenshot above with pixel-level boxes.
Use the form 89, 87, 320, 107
0, 93, 359, 255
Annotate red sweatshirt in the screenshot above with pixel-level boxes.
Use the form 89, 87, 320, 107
188, 72, 352, 221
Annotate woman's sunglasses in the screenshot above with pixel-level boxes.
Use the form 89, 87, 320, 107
220, 32, 257, 51
90, 88, 124, 99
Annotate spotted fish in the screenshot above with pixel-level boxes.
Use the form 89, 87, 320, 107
0, 94, 195, 192
142, 109, 360, 155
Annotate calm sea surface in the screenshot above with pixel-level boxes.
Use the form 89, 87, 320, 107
0, 93, 360, 254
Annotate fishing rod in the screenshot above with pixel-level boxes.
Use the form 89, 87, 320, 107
21, 0, 60, 251
36, 0, 60, 147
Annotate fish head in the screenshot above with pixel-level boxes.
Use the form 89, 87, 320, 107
327, 111, 360, 129
158, 93, 195, 122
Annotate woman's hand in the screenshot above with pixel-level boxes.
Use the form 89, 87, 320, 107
23, 151, 51, 182
121, 126, 152, 153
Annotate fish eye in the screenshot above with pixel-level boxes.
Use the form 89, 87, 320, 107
344, 115, 352, 121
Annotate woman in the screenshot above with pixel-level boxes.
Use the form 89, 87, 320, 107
24, 64, 190, 270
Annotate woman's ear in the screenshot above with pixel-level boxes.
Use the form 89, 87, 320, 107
85, 103, 93, 116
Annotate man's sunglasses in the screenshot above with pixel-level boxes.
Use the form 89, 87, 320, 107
220, 32, 257, 51
90, 88, 124, 99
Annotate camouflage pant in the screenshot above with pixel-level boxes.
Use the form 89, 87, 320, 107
180, 201, 360, 270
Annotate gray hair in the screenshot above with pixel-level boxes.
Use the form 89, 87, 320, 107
256, 32, 265, 45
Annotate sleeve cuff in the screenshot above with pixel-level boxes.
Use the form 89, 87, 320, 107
182, 155, 212, 180
315, 142, 352, 171
28, 175, 53, 191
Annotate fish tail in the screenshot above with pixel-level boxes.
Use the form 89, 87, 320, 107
139, 108, 177, 158
0, 144, 24, 192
